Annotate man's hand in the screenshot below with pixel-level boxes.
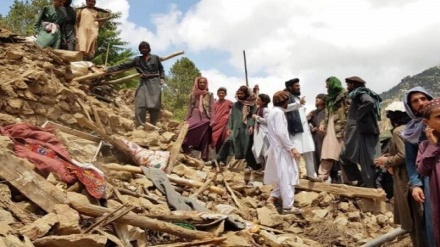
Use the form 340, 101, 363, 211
226, 129, 232, 136
412, 186, 425, 203
252, 114, 257, 119
319, 125, 325, 132
291, 148, 300, 159
249, 126, 254, 135
300, 96, 306, 105
374, 156, 388, 168
425, 126, 438, 145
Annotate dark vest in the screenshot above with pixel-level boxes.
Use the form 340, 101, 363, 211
285, 92, 304, 136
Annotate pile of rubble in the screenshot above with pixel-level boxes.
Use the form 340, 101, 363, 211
0, 29, 411, 246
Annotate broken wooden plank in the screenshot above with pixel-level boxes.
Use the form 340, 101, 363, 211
75, 113, 138, 165
167, 122, 189, 174
18, 213, 58, 240
101, 163, 226, 195
42, 120, 101, 143
68, 193, 214, 240
0, 184, 38, 224
296, 179, 386, 200
0, 150, 69, 213
53, 49, 83, 62
191, 172, 217, 198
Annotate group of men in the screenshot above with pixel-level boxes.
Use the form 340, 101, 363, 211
33, 0, 111, 59
307, 82, 437, 246
103, 38, 438, 245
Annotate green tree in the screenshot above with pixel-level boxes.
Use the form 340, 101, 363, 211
0, 0, 49, 35
0, 0, 133, 67
162, 57, 201, 121
92, 12, 133, 66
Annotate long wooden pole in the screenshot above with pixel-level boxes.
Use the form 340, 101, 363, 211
70, 199, 214, 240
243, 50, 249, 87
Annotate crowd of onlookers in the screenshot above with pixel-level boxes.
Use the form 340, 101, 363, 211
33, 0, 111, 60
179, 76, 439, 246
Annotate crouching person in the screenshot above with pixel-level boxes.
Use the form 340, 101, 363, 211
264, 91, 303, 214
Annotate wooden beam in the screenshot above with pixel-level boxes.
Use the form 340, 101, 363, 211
101, 163, 226, 195
167, 122, 189, 174
296, 179, 386, 200
0, 150, 69, 213
69, 195, 214, 240
75, 114, 138, 165
42, 121, 101, 143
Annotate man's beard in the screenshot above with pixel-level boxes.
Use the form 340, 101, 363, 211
292, 90, 301, 96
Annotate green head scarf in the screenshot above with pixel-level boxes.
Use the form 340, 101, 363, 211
325, 76, 343, 113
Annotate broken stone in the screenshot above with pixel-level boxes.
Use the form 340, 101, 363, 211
19, 213, 59, 240
0, 210, 14, 225
33, 234, 107, 247
294, 191, 319, 207
257, 207, 283, 227
347, 211, 361, 222
52, 204, 81, 235
356, 198, 390, 214
312, 209, 329, 219
6, 50, 23, 60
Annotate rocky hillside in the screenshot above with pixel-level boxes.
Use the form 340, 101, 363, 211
380, 65, 440, 102
378, 65, 440, 134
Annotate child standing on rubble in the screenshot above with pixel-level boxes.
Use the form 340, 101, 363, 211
416, 98, 440, 247
264, 91, 302, 215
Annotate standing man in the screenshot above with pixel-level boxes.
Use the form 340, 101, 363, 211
216, 86, 257, 170
107, 41, 165, 126
339, 76, 381, 188
75, 0, 111, 59
402, 86, 435, 246
60, 0, 76, 51
284, 78, 317, 180
307, 93, 326, 172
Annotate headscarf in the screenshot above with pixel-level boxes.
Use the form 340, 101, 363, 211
192, 77, 209, 113
402, 86, 434, 144
235, 85, 255, 124
423, 98, 440, 118
325, 76, 344, 113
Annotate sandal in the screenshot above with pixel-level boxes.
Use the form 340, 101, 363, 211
282, 207, 303, 215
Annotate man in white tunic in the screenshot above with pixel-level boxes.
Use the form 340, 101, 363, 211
284, 78, 318, 180
265, 91, 303, 214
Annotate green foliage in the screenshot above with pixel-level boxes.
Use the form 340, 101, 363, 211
163, 57, 201, 121
0, 0, 50, 35
92, 12, 134, 66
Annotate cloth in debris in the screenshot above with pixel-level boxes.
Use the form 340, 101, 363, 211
122, 139, 170, 170
141, 167, 207, 212
0, 123, 106, 198
141, 167, 246, 230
